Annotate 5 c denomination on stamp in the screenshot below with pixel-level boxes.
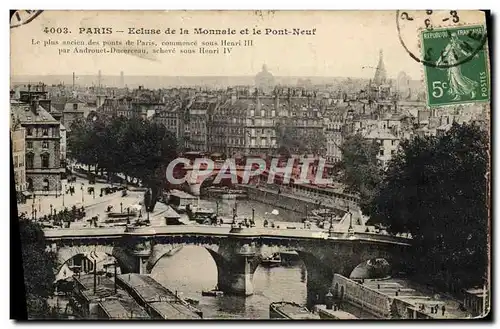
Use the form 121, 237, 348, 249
421, 25, 490, 107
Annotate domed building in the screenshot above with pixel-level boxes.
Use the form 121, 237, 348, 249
255, 64, 275, 94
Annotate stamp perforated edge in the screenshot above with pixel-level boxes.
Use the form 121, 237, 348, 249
416, 21, 491, 109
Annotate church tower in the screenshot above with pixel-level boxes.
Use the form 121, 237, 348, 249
373, 49, 387, 85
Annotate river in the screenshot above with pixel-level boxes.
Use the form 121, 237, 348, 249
151, 198, 309, 319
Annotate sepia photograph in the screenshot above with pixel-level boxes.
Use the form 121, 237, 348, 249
9, 9, 491, 320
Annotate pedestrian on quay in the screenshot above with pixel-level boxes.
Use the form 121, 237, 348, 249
441, 305, 445, 316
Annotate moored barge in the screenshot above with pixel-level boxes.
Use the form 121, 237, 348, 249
269, 302, 320, 320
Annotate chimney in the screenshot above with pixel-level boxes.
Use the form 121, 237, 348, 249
31, 96, 40, 115
39, 99, 52, 112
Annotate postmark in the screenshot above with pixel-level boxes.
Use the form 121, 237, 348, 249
396, 10, 488, 68
421, 25, 490, 107
10, 10, 43, 29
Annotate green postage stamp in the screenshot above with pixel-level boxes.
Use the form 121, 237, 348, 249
421, 25, 490, 107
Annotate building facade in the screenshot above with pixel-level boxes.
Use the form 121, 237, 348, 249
10, 118, 26, 197
11, 95, 63, 193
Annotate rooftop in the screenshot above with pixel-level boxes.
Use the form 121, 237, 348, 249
99, 298, 150, 319
10, 101, 59, 124
149, 301, 201, 319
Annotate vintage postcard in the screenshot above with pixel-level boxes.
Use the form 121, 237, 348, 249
10, 10, 491, 320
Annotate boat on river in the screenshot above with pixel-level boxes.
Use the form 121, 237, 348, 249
269, 301, 320, 319
314, 304, 358, 319
186, 205, 216, 223
201, 289, 224, 297
280, 250, 300, 266
185, 297, 200, 306
261, 253, 282, 267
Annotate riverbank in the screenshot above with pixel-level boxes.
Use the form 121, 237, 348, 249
244, 185, 329, 215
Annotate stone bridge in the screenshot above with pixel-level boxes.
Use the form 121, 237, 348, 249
45, 225, 411, 307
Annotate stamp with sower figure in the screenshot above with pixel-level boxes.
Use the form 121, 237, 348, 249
421, 25, 490, 107
396, 10, 490, 107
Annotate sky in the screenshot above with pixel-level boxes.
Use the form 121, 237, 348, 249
10, 10, 487, 79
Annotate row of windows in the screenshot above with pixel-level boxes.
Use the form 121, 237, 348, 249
26, 127, 53, 137
375, 139, 398, 146
26, 153, 51, 169
13, 155, 24, 168
157, 119, 177, 127
250, 128, 276, 136
14, 170, 25, 188
250, 138, 277, 147
212, 127, 245, 135
326, 144, 341, 154
210, 137, 245, 146
379, 149, 396, 156
248, 110, 277, 117
26, 141, 51, 149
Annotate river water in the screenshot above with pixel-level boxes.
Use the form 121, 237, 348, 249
151, 198, 309, 319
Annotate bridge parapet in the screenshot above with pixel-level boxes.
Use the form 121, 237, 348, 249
44, 225, 412, 246
45, 225, 411, 300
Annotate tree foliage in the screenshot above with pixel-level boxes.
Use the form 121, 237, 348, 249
19, 219, 57, 318
340, 133, 384, 212
368, 123, 489, 287
275, 122, 326, 155
68, 117, 178, 212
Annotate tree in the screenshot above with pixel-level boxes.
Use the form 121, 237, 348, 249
120, 119, 178, 212
19, 219, 57, 319
368, 123, 488, 288
69, 117, 179, 212
340, 134, 383, 213
275, 123, 305, 154
275, 122, 326, 155
68, 119, 98, 169
308, 130, 327, 156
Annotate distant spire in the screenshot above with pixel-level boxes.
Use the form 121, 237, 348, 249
373, 49, 387, 85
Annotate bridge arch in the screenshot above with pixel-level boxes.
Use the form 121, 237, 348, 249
146, 242, 221, 274
55, 244, 135, 275
349, 257, 392, 280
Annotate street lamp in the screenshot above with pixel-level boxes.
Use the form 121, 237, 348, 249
347, 206, 354, 236
50, 204, 53, 217
34, 209, 37, 221
38, 198, 41, 212
120, 202, 123, 213
62, 183, 65, 207
31, 203, 35, 220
